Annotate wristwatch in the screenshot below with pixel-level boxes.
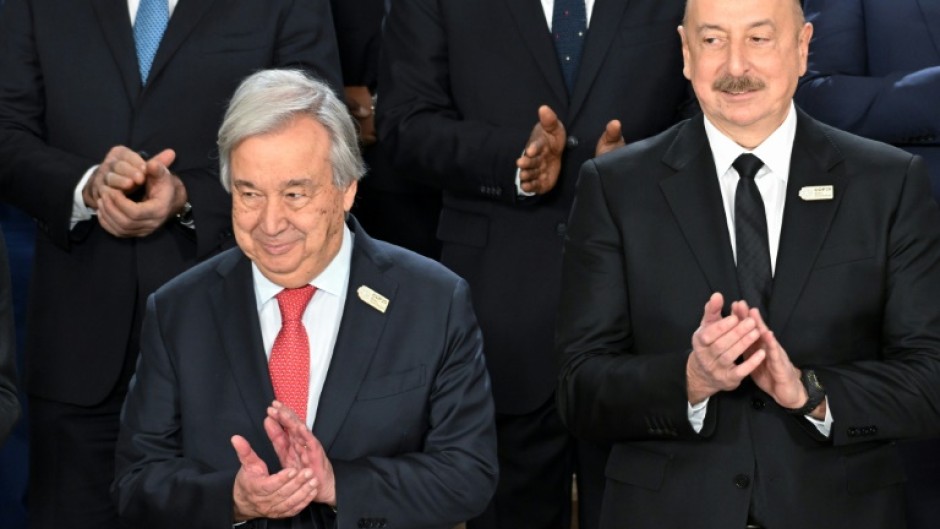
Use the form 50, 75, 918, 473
176, 201, 195, 229
784, 369, 826, 416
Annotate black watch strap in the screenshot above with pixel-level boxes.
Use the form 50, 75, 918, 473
784, 369, 826, 416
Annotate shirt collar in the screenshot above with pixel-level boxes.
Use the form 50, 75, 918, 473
252, 222, 353, 309
703, 101, 797, 182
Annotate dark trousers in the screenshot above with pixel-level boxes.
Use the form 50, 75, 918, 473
28, 345, 136, 529
467, 394, 608, 529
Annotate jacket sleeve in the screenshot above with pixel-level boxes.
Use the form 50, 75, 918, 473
795, 0, 940, 145
376, 0, 531, 203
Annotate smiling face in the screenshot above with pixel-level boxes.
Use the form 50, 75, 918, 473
679, 0, 812, 148
231, 115, 357, 288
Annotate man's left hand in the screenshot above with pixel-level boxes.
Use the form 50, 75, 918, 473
733, 302, 819, 416
267, 401, 337, 507
594, 119, 626, 157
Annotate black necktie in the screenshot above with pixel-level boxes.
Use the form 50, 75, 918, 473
552, 0, 587, 92
733, 153, 772, 315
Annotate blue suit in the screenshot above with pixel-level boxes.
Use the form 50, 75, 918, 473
796, 0, 940, 203
795, 1, 940, 526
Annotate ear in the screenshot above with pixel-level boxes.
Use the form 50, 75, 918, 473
678, 25, 692, 81
797, 22, 813, 76
342, 180, 358, 213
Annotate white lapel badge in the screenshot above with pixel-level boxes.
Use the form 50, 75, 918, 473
799, 185, 834, 201
357, 285, 389, 314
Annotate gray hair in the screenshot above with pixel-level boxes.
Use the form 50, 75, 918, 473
217, 69, 366, 191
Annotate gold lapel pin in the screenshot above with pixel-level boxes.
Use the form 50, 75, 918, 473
357, 285, 389, 314
799, 185, 834, 201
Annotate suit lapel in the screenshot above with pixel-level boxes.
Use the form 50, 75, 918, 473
208, 251, 279, 464
91, 0, 141, 103
313, 219, 398, 453
767, 110, 846, 331
568, 0, 629, 119
915, 0, 940, 58
659, 116, 741, 306
504, 0, 568, 106
146, 0, 217, 88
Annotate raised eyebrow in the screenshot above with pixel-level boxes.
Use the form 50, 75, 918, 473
696, 19, 774, 34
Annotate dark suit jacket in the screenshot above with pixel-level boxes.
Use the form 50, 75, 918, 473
556, 110, 940, 529
795, 0, 940, 202
330, 0, 384, 89
378, 0, 692, 414
113, 218, 498, 529
0, 230, 19, 445
0, 0, 342, 406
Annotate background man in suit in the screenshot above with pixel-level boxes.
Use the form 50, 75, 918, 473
794, 2, 940, 524
795, 0, 940, 204
0, 229, 20, 446
378, 2, 692, 527
0, 1, 341, 527
557, 0, 940, 527
332, 0, 443, 259
113, 69, 497, 529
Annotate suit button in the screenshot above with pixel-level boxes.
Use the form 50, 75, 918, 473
734, 474, 751, 489
848, 427, 859, 437
555, 222, 567, 236
751, 397, 765, 410
566, 135, 580, 149
358, 520, 367, 528
870, 425, 878, 434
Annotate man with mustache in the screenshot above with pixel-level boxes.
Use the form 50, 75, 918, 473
556, 0, 940, 527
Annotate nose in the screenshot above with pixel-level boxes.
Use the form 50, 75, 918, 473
258, 197, 288, 235
727, 38, 749, 77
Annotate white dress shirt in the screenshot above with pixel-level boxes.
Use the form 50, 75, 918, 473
688, 103, 833, 436
252, 225, 352, 429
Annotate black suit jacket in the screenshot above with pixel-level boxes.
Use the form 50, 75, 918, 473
113, 218, 498, 529
379, 0, 692, 414
556, 110, 940, 528
0, 229, 19, 445
0, 0, 342, 406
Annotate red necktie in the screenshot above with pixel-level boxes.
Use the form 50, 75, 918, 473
269, 285, 315, 422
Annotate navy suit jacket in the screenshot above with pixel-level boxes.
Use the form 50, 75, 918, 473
379, 0, 692, 414
796, 0, 940, 202
0, 0, 342, 406
113, 218, 498, 529
557, 110, 940, 529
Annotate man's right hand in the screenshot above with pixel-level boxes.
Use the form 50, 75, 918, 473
686, 293, 765, 404
230, 435, 318, 522
516, 105, 566, 195
82, 146, 147, 207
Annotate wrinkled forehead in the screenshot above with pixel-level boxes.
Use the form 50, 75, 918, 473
683, 0, 804, 28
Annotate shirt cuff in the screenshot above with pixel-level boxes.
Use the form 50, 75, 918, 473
514, 148, 536, 197
71, 165, 98, 229
804, 399, 833, 437
687, 398, 709, 433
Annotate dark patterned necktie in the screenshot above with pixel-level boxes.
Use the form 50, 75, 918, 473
733, 153, 772, 315
551, 0, 587, 92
